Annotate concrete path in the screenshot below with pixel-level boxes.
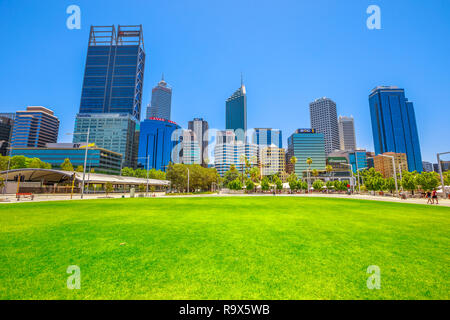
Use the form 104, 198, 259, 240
1, 192, 449, 207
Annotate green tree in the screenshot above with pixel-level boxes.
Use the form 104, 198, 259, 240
326, 180, 334, 193
90, 168, 95, 173
416, 171, 440, 192
121, 167, 135, 177
274, 175, 283, 191
166, 163, 188, 192
326, 164, 333, 178
0, 155, 9, 171
384, 177, 396, 193
10, 155, 29, 169
300, 180, 308, 192
75, 165, 84, 172
443, 171, 450, 186
261, 177, 270, 191
60, 158, 74, 171
228, 178, 243, 191
249, 166, 261, 183
312, 179, 324, 191
224, 165, 240, 187
105, 182, 114, 196
246, 179, 255, 192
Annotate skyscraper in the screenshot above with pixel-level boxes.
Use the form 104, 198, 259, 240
74, 25, 145, 168
226, 78, 247, 143
338, 116, 356, 151
0, 113, 14, 156
252, 128, 282, 148
11, 106, 59, 148
146, 75, 172, 120
188, 118, 209, 166
369, 86, 423, 172
286, 129, 326, 177
137, 117, 180, 171
214, 130, 257, 177
309, 97, 340, 155
176, 129, 201, 165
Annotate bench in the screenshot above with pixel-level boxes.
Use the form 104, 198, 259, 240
16, 193, 34, 201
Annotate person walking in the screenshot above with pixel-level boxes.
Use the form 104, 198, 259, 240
432, 189, 439, 204
426, 191, 432, 204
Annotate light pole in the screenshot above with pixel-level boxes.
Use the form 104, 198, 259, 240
341, 163, 354, 193
186, 167, 190, 193
2, 142, 12, 196
67, 127, 90, 199
437, 151, 450, 198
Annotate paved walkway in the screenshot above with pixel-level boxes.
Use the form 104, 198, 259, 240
1, 192, 449, 207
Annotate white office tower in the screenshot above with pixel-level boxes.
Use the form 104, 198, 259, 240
309, 97, 340, 155
214, 130, 257, 177
338, 116, 356, 151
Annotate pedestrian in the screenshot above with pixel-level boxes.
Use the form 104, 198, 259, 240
432, 189, 439, 204
426, 191, 432, 204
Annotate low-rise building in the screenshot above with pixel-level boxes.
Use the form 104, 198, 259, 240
10, 143, 122, 175
373, 152, 408, 178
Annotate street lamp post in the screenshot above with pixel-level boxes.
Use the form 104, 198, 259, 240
187, 167, 190, 193
341, 163, 354, 193
437, 151, 450, 198
67, 127, 90, 199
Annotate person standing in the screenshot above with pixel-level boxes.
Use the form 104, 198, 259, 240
426, 191, 432, 204
432, 189, 439, 204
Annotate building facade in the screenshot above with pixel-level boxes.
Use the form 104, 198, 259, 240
11, 143, 122, 174
0, 113, 15, 156
373, 152, 408, 178
79, 25, 145, 119
137, 117, 180, 171
73, 113, 136, 168
252, 128, 282, 148
328, 149, 368, 174
214, 130, 257, 177
259, 146, 286, 177
188, 118, 209, 166
369, 86, 423, 172
422, 161, 433, 172
176, 129, 201, 165
286, 129, 326, 178
309, 97, 340, 154
146, 75, 172, 120
338, 116, 356, 151
226, 81, 247, 143
11, 106, 59, 148
75, 25, 145, 169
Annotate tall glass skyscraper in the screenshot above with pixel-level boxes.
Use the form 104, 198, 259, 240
338, 116, 356, 151
11, 106, 59, 148
188, 118, 209, 166
252, 128, 282, 148
369, 86, 423, 172
226, 79, 247, 143
146, 75, 172, 120
79, 25, 145, 119
286, 129, 326, 177
74, 25, 145, 168
137, 118, 180, 171
0, 113, 15, 156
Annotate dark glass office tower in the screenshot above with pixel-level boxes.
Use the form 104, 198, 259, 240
226, 79, 247, 142
75, 25, 145, 168
369, 86, 423, 172
0, 113, 15, 156
79, 25, 145, 119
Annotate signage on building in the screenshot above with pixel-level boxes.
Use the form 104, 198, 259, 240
148, 117, 177, 125
297, 128, 316, 133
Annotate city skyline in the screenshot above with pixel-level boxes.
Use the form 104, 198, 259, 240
0, 1, 449, 163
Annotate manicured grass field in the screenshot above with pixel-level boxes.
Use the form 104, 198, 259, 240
0, 197, 449, 300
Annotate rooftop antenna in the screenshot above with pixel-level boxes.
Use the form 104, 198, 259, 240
240, 72, 243, 87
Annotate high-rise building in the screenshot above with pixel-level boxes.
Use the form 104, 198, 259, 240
369, 86, 423, 172
79, 25, 145, 119
175, 129, 201, 165
146, 75, 172, 120
309, 97, 340, 154
286, 129, 326, 177
214, 130, 257, 177
0, 113, 15, 156
11, 106, 59, 148
422, 161, 433, 172
73, 113, 137, 168
226, 79, 247, 143
75, 25, 145, 169
188, 118, 209, 166
433, 161, 450, 173
137, 117, 180, 171
373, 152, 408, 178
338, 116, 356, 151
328, 149, 368, 174
252, 128, 282, 148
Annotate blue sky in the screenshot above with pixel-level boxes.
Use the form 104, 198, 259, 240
0, 0, 449, 162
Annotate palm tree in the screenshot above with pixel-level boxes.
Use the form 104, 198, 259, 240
290, 156, 297, 172
306, 157, 313, 192
239, 154, 247, 184
326, 164, 333, 179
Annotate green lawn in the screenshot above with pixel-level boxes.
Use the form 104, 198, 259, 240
0, 197, 449, 300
